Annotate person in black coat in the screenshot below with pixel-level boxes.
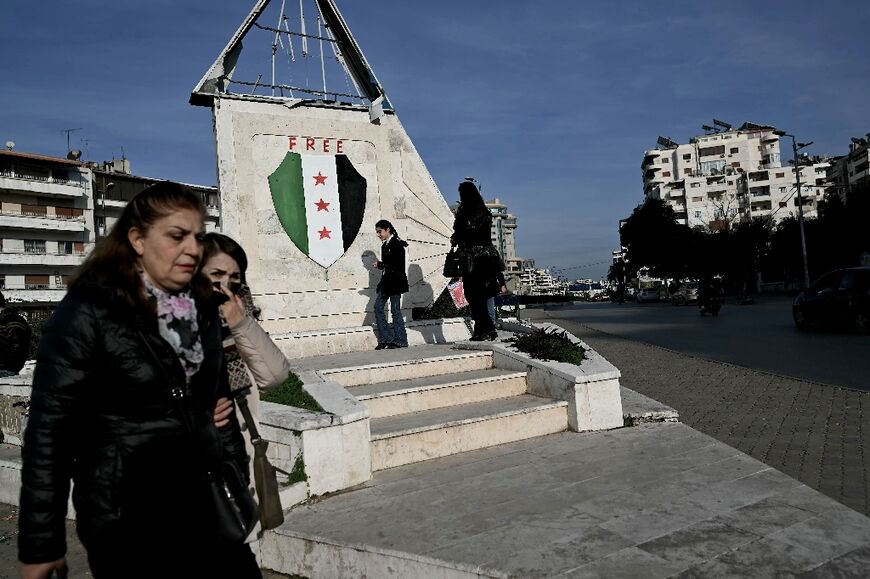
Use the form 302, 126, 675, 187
451, 181, 502, 340
373, 219, 409, 349
18, 183, 260, 579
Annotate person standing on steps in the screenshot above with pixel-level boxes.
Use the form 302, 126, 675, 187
451, 181, 502, 341
373, 219, 409, 349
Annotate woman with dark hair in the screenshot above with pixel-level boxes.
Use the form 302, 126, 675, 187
18, 183, 261, 578
373, 219, 409, 349
452, 181, 502, 341
200, 233, 292, 537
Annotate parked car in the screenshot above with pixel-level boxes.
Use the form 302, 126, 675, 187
792, 267, 870, 333
671, 282, 699, 306
636, 288, 661, 303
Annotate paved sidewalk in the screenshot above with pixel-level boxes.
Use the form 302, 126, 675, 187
276, 422, 870, 577
530, 307, 870, 518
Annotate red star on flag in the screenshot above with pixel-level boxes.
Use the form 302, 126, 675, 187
315, 198, 330, 212
313, 171, 328, 186
318, 226, 332, 239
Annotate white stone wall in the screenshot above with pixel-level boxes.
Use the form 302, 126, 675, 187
212, 97, 454, 333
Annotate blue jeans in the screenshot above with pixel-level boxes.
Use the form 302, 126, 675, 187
487, 297, 496, 325
374, 293, 407, 346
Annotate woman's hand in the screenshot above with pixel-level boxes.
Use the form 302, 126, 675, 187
214, 397, 233, 428
20, 558, 67, 579
216, 285, 246, 328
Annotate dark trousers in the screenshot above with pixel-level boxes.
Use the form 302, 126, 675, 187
464, 272, 495, 337
87, 538, 261, 578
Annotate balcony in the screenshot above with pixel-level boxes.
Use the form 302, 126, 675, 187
0, 210, 86, 232
0, 286, 68, 304
0, 170, 87, 198
0, 247, 88, 266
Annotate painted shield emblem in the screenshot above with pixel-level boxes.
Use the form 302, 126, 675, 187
268, 152, 367, 268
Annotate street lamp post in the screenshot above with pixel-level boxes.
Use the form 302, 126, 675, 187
774, 131, 813, 289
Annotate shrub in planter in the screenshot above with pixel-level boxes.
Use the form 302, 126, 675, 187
505, 327, 585, 365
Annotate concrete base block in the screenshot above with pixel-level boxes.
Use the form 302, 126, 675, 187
302, 418, 372, 496
572, 378, 624, 432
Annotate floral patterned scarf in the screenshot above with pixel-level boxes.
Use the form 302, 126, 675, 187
141, 274, 204, 380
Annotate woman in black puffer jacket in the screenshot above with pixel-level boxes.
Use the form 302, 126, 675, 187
18, 183, 260, 578
451, 181, 503, 341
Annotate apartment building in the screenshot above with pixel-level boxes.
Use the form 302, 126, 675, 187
0, 149, 95, 304
485, 197, 522, 273
643, 122, 831, 228
1, 149, 219, 307
92, 161, 220, 240
826, 135, 870, 201
738, 162, 829, 222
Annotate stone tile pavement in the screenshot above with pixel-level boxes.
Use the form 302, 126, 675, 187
276, 422, 870, 577
530, 308, 870, 518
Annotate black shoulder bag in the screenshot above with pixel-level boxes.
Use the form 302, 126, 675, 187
443, 246, 461, 278
139, 332, 260, 544
234, 393, 285, 530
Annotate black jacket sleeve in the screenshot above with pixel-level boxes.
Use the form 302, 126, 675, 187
19, 298, 97, 564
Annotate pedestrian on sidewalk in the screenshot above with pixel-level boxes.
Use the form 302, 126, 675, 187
18, 183, 261, 579
0, 290, 31, 377
201, 233, 293, 536
373, 219, 409, 349
451, 181, 502, 341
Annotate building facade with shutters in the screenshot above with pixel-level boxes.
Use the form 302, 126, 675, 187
0, 148, 219, 307
641, 123, 828, 229
0, 149, 95, 304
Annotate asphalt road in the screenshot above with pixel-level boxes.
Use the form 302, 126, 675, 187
538, 296, 869, 392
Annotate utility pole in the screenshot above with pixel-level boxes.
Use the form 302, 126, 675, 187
774, 131, 813, 289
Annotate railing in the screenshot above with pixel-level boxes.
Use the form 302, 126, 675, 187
1, 247, 86, 256
0, 209, 86, 222
0, 283, 68, 291
0, 170, 85, 188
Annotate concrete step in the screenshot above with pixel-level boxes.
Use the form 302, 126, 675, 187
370, 395, 569, 471
348, 368, 528, 419
318, 350, 493, 388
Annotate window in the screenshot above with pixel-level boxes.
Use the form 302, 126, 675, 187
661, 158, 670, 164
699, 145, 726, 157
692, 196, 703, 202
730, 147, 739, 154
661, 171, 671, 177
780, 187, 787, 192
694, 211, 701, 218
57, 241, 73, 255
731, 162, 741, 168
684, 168, 692, 175
779, 202, 787, 207
683, 154, 692, 161
776, 172, 785, 178
24, 239, 46, 254
24, 275, 50, 289
690, 182, 700, 188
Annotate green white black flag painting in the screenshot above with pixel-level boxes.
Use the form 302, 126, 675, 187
268, 152, 367, 268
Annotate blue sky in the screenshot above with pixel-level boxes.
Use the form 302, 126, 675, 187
2, 0, 869, 279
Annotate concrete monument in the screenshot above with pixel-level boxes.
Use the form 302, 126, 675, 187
192, 0, 454, 333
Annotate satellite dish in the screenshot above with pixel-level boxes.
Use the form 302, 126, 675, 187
67, 149, 82, 160
5, 141, 14, 150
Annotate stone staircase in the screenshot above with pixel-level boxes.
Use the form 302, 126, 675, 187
302, 345, 569, 471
